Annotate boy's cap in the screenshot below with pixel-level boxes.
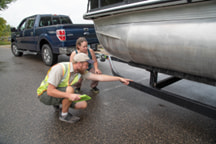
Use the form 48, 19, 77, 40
73, 53, 94, 64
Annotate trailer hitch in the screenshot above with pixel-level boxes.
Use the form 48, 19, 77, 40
98, 54, 216, 120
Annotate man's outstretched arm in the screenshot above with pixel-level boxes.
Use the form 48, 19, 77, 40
87, 73, 132, 85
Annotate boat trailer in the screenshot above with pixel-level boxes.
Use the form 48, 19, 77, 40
97, 54, 216, 120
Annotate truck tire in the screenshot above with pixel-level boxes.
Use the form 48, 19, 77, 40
11, 42, 23, 56
41, 44, 58, 66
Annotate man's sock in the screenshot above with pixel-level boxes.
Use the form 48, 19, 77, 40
61, 112, 68, 117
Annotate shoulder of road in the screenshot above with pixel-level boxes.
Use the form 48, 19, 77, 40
0, 45, 10, 48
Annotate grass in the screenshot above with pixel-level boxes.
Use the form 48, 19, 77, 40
0, 41, 11, 45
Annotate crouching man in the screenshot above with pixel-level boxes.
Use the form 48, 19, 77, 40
37, 53, 132, 123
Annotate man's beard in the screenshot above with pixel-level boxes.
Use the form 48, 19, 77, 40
77, 69, 85, 74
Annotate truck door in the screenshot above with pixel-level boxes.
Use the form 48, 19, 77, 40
16, 16, 36, 50
23, 17, 36, 51
16, 18, 27, 50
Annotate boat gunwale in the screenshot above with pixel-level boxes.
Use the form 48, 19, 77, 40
84, 0, 209, 19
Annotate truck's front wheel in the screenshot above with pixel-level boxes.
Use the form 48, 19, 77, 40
41, 44, 58, 66
11, 42, 23, 56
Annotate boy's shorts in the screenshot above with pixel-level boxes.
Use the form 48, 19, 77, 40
38, 87, 75, 108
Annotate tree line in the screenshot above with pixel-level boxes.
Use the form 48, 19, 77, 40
0, 17, 11, 37
0, 0, 16, 37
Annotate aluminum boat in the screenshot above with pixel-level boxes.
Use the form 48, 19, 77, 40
84, 0, 216, 85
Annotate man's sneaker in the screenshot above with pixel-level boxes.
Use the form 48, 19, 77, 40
91, 87, 99, 93
53, 105, 60, 112
59, 113, 80, 123
75, 88, 81, 93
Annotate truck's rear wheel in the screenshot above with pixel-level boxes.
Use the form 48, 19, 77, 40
11, 42, 23, 56
41, 44, 58, 66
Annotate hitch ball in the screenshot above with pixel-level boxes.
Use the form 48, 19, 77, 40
100, 54, 108, 62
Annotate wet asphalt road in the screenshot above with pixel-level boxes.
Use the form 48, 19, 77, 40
0, 46, 216, 144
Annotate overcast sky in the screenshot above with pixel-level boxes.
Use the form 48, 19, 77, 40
0, 0, 93, 27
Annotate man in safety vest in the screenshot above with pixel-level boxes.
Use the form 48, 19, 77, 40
37, 53, 132, 123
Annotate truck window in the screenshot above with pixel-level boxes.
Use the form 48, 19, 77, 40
39, 16, 52, 27
26, 17, 35, 29
52, 16, 61, 25
52, 16, 72, 25
60, 16, 72, 24
18, 19, 27, 31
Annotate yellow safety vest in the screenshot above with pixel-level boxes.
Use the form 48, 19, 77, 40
37, 62, 81, 96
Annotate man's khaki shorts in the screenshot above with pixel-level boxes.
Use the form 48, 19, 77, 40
38, 87, 75, 108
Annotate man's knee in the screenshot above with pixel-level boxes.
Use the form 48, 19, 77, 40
75, 101, 87, 109
66, 86, 74, 93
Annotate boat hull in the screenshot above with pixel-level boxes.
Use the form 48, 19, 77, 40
88, 1, 216, 82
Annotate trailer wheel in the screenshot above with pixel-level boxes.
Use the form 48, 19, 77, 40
41, 44, 58, 66
11, 42, 23, 56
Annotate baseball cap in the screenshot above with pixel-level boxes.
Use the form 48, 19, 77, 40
73, 53, 94, 64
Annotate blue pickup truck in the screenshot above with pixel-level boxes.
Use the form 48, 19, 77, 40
10, 14, 99, 66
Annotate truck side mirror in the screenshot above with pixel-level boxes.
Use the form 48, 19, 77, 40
10, 27, 17, 32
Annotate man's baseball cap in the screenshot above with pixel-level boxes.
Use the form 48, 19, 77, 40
73, 53, 94, 64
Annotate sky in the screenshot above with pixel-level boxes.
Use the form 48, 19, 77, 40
0, 0, 93, 27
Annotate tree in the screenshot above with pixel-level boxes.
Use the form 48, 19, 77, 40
0, 0, 16, 10
0, 17, 11, 37
0, 0, 16, 37
0, 17, 7, 36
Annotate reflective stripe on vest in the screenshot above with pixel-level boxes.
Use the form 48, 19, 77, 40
37, 62, 81, 96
